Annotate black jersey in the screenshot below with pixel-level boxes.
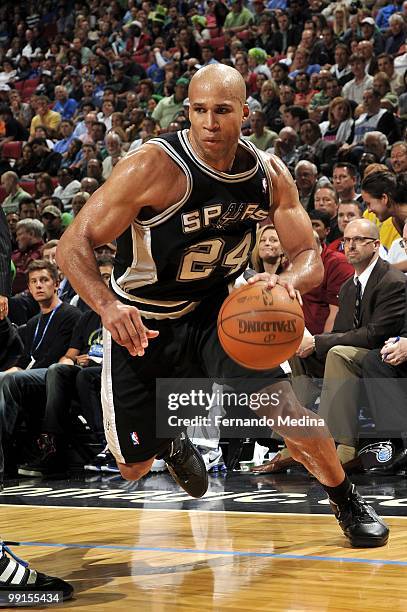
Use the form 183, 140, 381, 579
111, 130, 272, 319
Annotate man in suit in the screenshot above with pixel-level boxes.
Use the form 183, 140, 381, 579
256, 218, 406, 472
299, 218, 406, 463
359, 230, 407, 470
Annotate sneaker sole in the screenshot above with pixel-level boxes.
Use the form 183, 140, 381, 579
18, 467, 68, 478
348, 533, 389, 547
18, 468, 43, 477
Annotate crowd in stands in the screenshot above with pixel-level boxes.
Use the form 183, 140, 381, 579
0, 0, 407, 479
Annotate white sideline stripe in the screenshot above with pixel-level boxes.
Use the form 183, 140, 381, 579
1, 503, 407, 519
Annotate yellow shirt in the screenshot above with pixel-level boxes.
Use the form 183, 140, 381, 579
30, 110, 62, 137
363, 210, 400, 251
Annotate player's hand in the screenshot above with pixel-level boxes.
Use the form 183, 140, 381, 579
380, 337, 407, 365
102, 301, 159, 357
0, 295, 8, 320
247, 273, 302, 305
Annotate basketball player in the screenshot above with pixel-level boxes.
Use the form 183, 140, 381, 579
57, 65, 388, 547
0, 208, 73, 600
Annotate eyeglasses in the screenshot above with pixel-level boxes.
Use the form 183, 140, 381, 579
399, 239, 407, 249
342, 236, 377, 246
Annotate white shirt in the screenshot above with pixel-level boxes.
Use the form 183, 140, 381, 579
342, 74, 373, 105
383, 238, 407, 271
53, 180, 81, 208
354, 255, 379, 297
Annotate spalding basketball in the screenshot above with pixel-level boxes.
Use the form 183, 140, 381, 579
217, 282, 304, 370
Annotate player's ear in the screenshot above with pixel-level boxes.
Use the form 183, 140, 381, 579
242, 104, 250, 121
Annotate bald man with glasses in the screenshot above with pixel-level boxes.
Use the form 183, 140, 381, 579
295, 219, 407, 465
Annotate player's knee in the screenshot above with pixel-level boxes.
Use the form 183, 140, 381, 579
118, 457, 155, 481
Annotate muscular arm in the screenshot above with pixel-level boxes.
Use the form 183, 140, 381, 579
56, 145, 187, 355
267, 155, 324, 294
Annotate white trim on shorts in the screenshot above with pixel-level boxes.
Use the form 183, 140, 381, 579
101, 328, 125, 464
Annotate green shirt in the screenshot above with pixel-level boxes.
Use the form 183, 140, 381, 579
2, 187, 32, 215
308, 91, 331, 110
224, 7, 254, 29
247, 128, 278, 152
152, 95, 184, 129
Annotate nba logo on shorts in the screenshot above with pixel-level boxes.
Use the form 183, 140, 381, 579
130, 431, 140, 446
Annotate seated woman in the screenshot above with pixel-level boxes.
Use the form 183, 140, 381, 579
319, 96, 354, 144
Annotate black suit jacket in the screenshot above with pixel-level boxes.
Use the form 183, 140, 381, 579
315, 257, 406, 357
0, 207, 11, 297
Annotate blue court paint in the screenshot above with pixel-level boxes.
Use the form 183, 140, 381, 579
18, 541, 407, 567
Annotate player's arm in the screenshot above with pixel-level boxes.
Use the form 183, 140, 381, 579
56, 146, 186, 356
249, 155, 324, 296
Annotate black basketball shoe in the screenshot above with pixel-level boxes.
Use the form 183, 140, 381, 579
18, 434, 67, 478
0, 541, 73, 603
330, 484, 389, 547
160, 433, 208, 498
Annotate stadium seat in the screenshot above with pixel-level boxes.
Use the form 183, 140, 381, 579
2, 141, 23, 160
209, 28, 221, 38
19, 181, 36, 196
24, 78, 40, 89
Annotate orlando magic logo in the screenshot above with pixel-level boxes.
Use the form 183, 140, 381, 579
360, 441, 393, 464
214, 203, 246, 229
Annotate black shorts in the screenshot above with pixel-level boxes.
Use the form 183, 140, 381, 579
101, 294, 287, 463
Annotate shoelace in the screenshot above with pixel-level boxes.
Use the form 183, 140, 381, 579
1, 542, 29, 568
335, 493, 376, 524
348, 494, 376, 523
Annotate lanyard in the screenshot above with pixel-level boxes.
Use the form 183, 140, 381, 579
31, 302, 62, 358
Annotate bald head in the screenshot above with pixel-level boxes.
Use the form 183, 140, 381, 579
189, 64, 246, 106
345, 218, 379, 240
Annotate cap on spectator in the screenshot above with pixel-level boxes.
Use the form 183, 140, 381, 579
361, 17, 375, 26
42, 205, 62, 218
42, 70, 52, 77
176, 77, 189, 86
0, 84, 10, 91
112, 60, 124, 70
248, 47, 268, 64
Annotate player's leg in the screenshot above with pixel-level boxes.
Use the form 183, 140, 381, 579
101, 327, 207, 497
260, 380, 389, 547
199, 306, 388, 548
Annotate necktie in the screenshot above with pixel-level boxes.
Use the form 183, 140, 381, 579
353, 279, 362, 329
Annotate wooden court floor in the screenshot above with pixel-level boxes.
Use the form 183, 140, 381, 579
1, 505, 407, 611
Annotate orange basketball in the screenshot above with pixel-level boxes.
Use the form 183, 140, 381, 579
217, 281, 305, 370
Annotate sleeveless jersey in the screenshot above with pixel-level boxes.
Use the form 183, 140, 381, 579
111, 129, 272, 319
